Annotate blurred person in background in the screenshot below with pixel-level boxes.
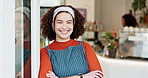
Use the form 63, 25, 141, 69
122, 14, 139, 27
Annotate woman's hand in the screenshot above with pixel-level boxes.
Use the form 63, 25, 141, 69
16, 72, 21, 78
46, 71, 59, 78
83, 70, 103, 78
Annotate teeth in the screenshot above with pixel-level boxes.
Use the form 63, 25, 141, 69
60, 30, 69, 34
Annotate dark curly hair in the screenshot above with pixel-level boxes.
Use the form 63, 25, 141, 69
41, 5, 86, 41
122, 14, 139, 27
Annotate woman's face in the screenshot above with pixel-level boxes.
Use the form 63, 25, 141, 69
54, 12, 74, 42
15, 12, 22, 40
15, 12, 30, 41
122, 18, 126, 26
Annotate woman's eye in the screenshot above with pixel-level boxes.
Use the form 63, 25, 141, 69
67, 21, 72, 24
57, 21, 62, 24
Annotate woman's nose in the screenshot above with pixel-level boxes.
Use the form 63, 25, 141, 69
62, 23, 68, 28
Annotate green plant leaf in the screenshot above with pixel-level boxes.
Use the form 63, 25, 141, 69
105, 32, 114, 39
115, 39, 119, 42
139, 16, 144, 23
131, 0, 148, 23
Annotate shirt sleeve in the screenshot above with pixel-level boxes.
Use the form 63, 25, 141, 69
24, 56, 31, 78
39, 48, 53, 78
82, 41, 102, 72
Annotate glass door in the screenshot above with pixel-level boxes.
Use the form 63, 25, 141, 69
15, 0, 31, 78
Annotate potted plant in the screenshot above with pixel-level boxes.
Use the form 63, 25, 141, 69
131, 0, 148, 24
103, 32, 119, 58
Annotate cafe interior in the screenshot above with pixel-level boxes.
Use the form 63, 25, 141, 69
1, 0, 148, 78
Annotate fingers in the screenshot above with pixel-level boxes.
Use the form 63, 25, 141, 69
94, 75, 101, 78
93, 70, 103, 75
46, 70, 103, 78
92, 70, 103, 78
48, 71, 55, 74
16, 72, 21, 78
46, 73, 52, 77
46, 71, 59, 78
95, 73, 103, 78
46, 71, 55, 77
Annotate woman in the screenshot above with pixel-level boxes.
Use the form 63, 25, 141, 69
39, 5, 103, 78
122, 14, 139, 27
15, 7, 31, 78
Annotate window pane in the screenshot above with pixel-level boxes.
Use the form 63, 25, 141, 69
15, 0, 31, 78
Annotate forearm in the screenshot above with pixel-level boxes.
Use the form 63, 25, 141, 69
61, 70, 103, 78
60, 75, 80, 78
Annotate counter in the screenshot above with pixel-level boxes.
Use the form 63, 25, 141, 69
96, 55, 148, 78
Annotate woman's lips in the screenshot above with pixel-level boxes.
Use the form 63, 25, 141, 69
59, 30, 70, 34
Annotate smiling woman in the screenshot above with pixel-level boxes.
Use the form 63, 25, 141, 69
39, 5, 103, 78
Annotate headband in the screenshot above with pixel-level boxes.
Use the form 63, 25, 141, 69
52, 7, 75, 30
53, 7, 75, 21
15, 7, 31, 21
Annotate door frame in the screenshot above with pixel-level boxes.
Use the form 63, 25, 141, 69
31, 0, 40, 78
0, 0, 15, 77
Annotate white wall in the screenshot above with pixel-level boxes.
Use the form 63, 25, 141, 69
66, 0, 95, 22
125, 0, 133, 13
95, 0, 126, 32
95, 0, 101, 22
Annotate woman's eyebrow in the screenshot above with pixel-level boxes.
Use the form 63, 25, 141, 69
56, 20, 62, 21
67, 20, 72, 21
56, 20, 73, 21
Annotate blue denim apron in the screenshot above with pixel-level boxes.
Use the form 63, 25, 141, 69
24, 49, 31, 65
45, 41, 89, 77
